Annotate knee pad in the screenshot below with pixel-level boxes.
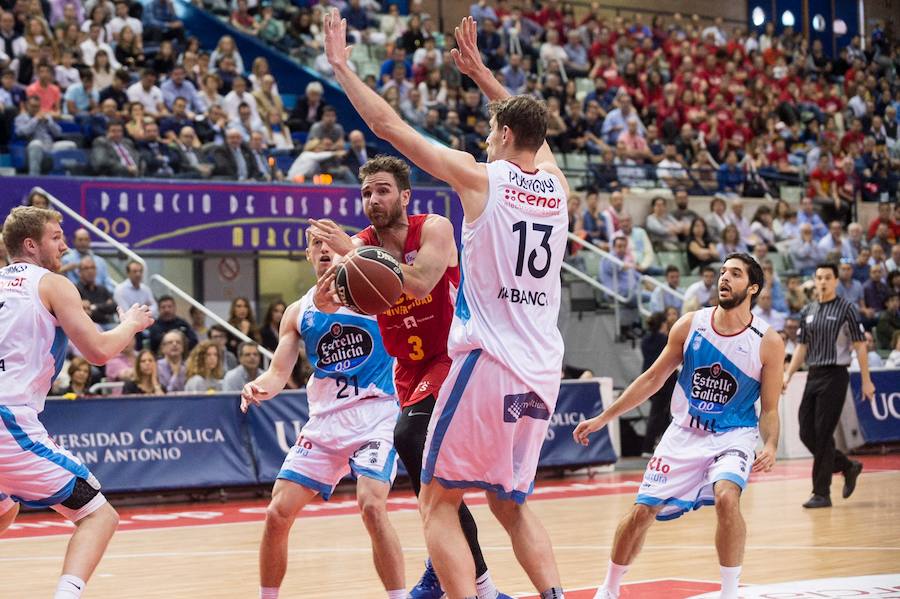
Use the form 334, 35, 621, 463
61, 475, 102, 511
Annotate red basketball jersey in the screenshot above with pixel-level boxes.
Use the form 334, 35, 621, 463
355, 214, 460, 368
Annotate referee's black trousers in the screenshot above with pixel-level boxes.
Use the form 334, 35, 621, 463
798, 366, 853, 497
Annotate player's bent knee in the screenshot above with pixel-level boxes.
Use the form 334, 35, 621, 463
0, 501, 19, 534
487, 494, 523, 526
630, 503, 660, 527
714, 481, 742, 513
357, 495, 388, 526
57, 477, 109, 523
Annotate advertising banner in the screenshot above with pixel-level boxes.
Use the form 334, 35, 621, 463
849, 369, 900, 444
244, 390, 311, 483
41, 395, 256, 493
2, 177, 461, 251
539, 380, 616, 467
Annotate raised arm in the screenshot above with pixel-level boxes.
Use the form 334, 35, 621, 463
322, 9, 486, 206
241, 301, 304, 412
40, 273, 153, 365
574, 312, 693, 445
451, 16, 568, 196
753, 329, 785, 472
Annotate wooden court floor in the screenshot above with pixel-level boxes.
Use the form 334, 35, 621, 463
2, 456, 898, 598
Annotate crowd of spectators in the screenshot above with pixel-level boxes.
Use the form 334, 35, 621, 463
567, 184, 900, 366
2, 0, 897, 189
237, 0, 899, 198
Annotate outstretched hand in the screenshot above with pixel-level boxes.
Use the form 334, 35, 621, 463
323, 7, 352, 69
450, 16, 485, 78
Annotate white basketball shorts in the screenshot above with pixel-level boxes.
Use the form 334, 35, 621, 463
277, 397, 400, 499
636, 423, 758, 520
421, 349, 556, 504
0, 404, 107, 522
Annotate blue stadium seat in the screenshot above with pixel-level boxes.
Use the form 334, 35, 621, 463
281, 93, 297, 110
9, 141, 26, 171
50, 148, 90, 175
291, 131, 308, 145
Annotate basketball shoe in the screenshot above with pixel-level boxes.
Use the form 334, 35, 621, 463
408, 559, 443, 599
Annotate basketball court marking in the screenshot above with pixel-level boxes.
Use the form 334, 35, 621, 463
516, 578, 722, 598
3, 457, 898, 540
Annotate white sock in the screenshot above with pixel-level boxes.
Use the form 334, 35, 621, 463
598, 560, 628, 598
53, 575, 86, 599
387, 590, 406, 599
476, 569, 498, 599
719, 565, 742, 599
260, 587, 279, 599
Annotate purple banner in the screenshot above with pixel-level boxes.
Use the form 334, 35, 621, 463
2, 177, 462, 251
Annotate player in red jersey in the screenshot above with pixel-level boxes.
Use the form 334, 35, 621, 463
310, 156, 509, 599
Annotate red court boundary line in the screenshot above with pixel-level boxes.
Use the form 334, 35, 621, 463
3, 456, 897, 540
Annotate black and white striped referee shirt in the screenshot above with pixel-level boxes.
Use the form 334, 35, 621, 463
798, 296, 866, 367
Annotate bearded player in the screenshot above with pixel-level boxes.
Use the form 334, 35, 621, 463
574, 254, 785, 599
309, 157, 508, 599
319, 12, 569, 599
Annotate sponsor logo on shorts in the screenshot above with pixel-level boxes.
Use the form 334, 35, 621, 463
415, 380, 431, 394
644, 457, 671, 485
503, 392, 551, 423
352, 440, 381, 464
716, 448, 750, 473
315, 323, 374, 372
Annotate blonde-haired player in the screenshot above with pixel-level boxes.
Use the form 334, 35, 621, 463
0, 206, 154, 599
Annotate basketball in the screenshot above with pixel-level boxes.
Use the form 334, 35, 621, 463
334, 246, 404, 315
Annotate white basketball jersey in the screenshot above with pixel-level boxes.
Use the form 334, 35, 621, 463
449, 159, 567, 408
671, 307, 770, 433
0, 263, 68, 412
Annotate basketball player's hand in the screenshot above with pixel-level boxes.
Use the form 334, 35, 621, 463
323, 7, 352, 69
752, 444, 776, 473
450, 16, 485, 78
573, 415, 607, 446
313, 267, 342, 313
308, 219, 355, 256
118, 303, 154, 332
781, 372, 791, 394
240, 381, 271, 413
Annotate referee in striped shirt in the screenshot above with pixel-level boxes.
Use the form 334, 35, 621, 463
784, 263, 876, 509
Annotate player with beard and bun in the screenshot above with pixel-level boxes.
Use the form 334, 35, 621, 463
309, 158, 509, 599
321, 12, 568, 599
575, 253, 785, 599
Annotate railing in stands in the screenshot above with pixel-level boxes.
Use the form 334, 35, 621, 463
566, 231, 685, 321
32, 186, 274, 362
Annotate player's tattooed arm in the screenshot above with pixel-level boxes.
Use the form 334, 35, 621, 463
241, 302, 303, 412
574, 312, 694, 446
400, 215, 456, 299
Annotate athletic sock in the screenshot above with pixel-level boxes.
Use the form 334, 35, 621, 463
259, 587, 279, 599
719, 565, 742, 599
387, 590, 406, 599
601, 560, 629, 597
475, 569, 499, 599
540, 588, 564, 599
53, 575, 86, 599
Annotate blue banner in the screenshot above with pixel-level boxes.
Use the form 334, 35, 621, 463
41, 395, 256, 493
539, 380, 616, 467
35, 382, 615, 494
245, 390, 311, 483
1, 176, 461, 251
850, 369, 900, 444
